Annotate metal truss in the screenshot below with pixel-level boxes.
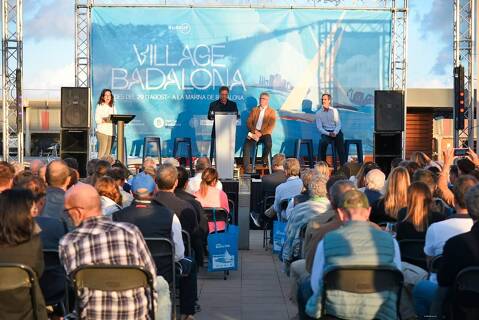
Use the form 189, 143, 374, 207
389, 0, 407, 91
2, 0, 23, 163
75, 0, 91, 87
453, 0, 475, 149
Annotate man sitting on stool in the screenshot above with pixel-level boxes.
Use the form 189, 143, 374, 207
242, 92, 277, 173
316, 93, 346, 166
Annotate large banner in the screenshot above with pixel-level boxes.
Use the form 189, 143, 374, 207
91, 7, 391, 156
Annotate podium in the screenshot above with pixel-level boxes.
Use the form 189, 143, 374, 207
110, 114, 135, 164
214, 112, 237, 179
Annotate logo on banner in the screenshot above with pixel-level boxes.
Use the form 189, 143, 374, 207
168, 23, 191, 34
154, 117, 165, 128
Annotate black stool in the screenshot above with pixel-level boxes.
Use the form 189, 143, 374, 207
252, 141, 272, 174
318, 140, 337, 172
173, 137, 193, 174
344, 139, 363, 163
294, 139, 314, 168
142, 136, 162, 165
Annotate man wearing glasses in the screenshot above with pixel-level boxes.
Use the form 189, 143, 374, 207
242, 92, 277, 174
207, 86, 239, 161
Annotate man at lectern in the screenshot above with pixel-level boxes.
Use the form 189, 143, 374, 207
208, 86, 239, 161
242, 92, 277, 173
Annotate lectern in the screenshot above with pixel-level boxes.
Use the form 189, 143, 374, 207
110, 114, 135, 164
214, 112, 237, 179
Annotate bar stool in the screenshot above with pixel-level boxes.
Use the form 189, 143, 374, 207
344, 139, 363, 163
142, 136, 162, 165
252, 141, 272, 174
294, 139, 314, 168
318, 141, 337, 172
173, 137, 193, 174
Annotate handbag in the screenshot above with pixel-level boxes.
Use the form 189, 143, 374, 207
273, 216, 287, 254
207, 208, 239, 272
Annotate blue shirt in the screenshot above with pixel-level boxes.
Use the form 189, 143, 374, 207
315, 106, 341, 135
273, 176, 303, 218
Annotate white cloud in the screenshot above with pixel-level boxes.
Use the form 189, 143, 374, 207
24, 63, 75, 99
25, 1, 74, 41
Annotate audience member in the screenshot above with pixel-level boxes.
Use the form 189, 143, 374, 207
100, 154, 115, 165
29, 159, 46, 176
412, 169, 452, 217
282, 174, 330, 273
41, 160, 72, 228
370, 166, 410, 223
63, 157, 79, 171
391, 157, 403, 171
81, 158, 99, 185
261, 153, 287, 196
12, 169, 34, 186
60, 183, 160, 319
313, 161, 330, 179
0, 161, 15, 193
272, 158, 303, 220
154, 164, 199, 237
350, 161, 379, 188
410, 151, 432, 168
90, 159, 111, 186
95, 176, 122, 216
396, 182, 445, 241
186, 157, 223, 194
194, 167, 230, 233
299, 189, 402, 319
0, 189, 48, 319
107, 167, 134, 207
282, 168, 316, 221
457, 157, 475, 175
406, 161, 420, 180
362, 168, 385, 206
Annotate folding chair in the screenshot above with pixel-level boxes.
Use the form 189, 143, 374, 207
181, 230, 192, 257
428, 255, 443, 275
262, 195, 276, 250
0, 263, 41, 320
41, 249, 69, 314
398, 239, 427, 270
144, 237, 176, 320
449, 266, 479, 320
71, 264, 155, 320
321, 265, 404, 319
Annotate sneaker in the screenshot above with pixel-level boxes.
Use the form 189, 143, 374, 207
250, 211, 261, 228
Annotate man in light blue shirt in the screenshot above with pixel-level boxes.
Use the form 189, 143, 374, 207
315, 93, 346, 165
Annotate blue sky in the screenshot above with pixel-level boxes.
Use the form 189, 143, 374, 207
23, 0, 454, 99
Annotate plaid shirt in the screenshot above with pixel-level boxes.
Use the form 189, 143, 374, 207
59, 216, 157, 320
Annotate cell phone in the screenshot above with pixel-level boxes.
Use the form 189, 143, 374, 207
454, 148, 468, 157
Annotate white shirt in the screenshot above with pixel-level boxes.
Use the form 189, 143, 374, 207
255, 106, 268, 131
171, 214, 185, 261
315, 106, 341, 135
186, 172, 223, 194
95, 103, 115, 136
310, 236, 402, 295
273, 176, 303, 217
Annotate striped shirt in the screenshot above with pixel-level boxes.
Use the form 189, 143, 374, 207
59, 216, 156, 319
315, 106, 341, 135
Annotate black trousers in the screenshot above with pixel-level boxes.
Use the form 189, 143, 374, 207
319, 130, 347, 165
242, 134, 272, 170
179, 256, 198, 315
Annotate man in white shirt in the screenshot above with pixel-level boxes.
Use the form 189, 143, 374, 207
316, 93, 346, 165
186, 157, 223, 194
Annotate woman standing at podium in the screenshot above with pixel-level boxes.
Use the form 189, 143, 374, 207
95, 89, 115, 158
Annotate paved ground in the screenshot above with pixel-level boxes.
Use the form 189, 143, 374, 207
195, 230, 297, 320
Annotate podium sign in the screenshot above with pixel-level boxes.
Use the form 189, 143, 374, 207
215, 112, 237, 179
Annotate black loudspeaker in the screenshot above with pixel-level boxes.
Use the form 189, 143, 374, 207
61, 87, 90, 128
374, 132, 403, 175
374, 90, 404, 132
61, 129, 89, 177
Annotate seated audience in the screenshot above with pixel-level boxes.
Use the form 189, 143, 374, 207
81, 158, 99, 185
41, 160, 73, 229
282, 168, 316, 221
412, 169, 452, 217
107, 167, 133, 207
410, 151, 432, 168
313, 161, 330, 179
282, 174, 330, 273
89, 159, 111, 186
95, 176, 122, 216
350, 161, 379, 188
435, 184, 479, 319
29, 159, 46, 177
298, 189, 402, 320
60, 183, 159, 320
194, 167, 229, 233
154, 164, 199, 239
396, 182, 445, 241
272, 158, 303, 220
370, 166, 410, 223
261, 153, 287, 196
186, 157, 223, 194
0, 189, 48, 320
457, 157, 475, 175
0, 161, 15, 193
413, 175, 478, 317
406, 161, 421, 180
362, 168, 385, 206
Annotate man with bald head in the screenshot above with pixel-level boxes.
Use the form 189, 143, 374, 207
41, 160, 72, 228
29, 159, 46, 176
60, 183, 159, 319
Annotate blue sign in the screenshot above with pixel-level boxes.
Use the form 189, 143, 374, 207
91, 7, 391, 156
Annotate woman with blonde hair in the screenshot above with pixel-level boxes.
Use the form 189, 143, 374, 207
370, 166, 410, 223
313, 161, 330, 178
194, 167, 229, 232
95, 176, 122, 216
396, 182, 444, 241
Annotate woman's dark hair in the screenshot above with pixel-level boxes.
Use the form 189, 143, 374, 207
97, 89, 114, 107
0, 189, 36, 246
176, 166, 189, 190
